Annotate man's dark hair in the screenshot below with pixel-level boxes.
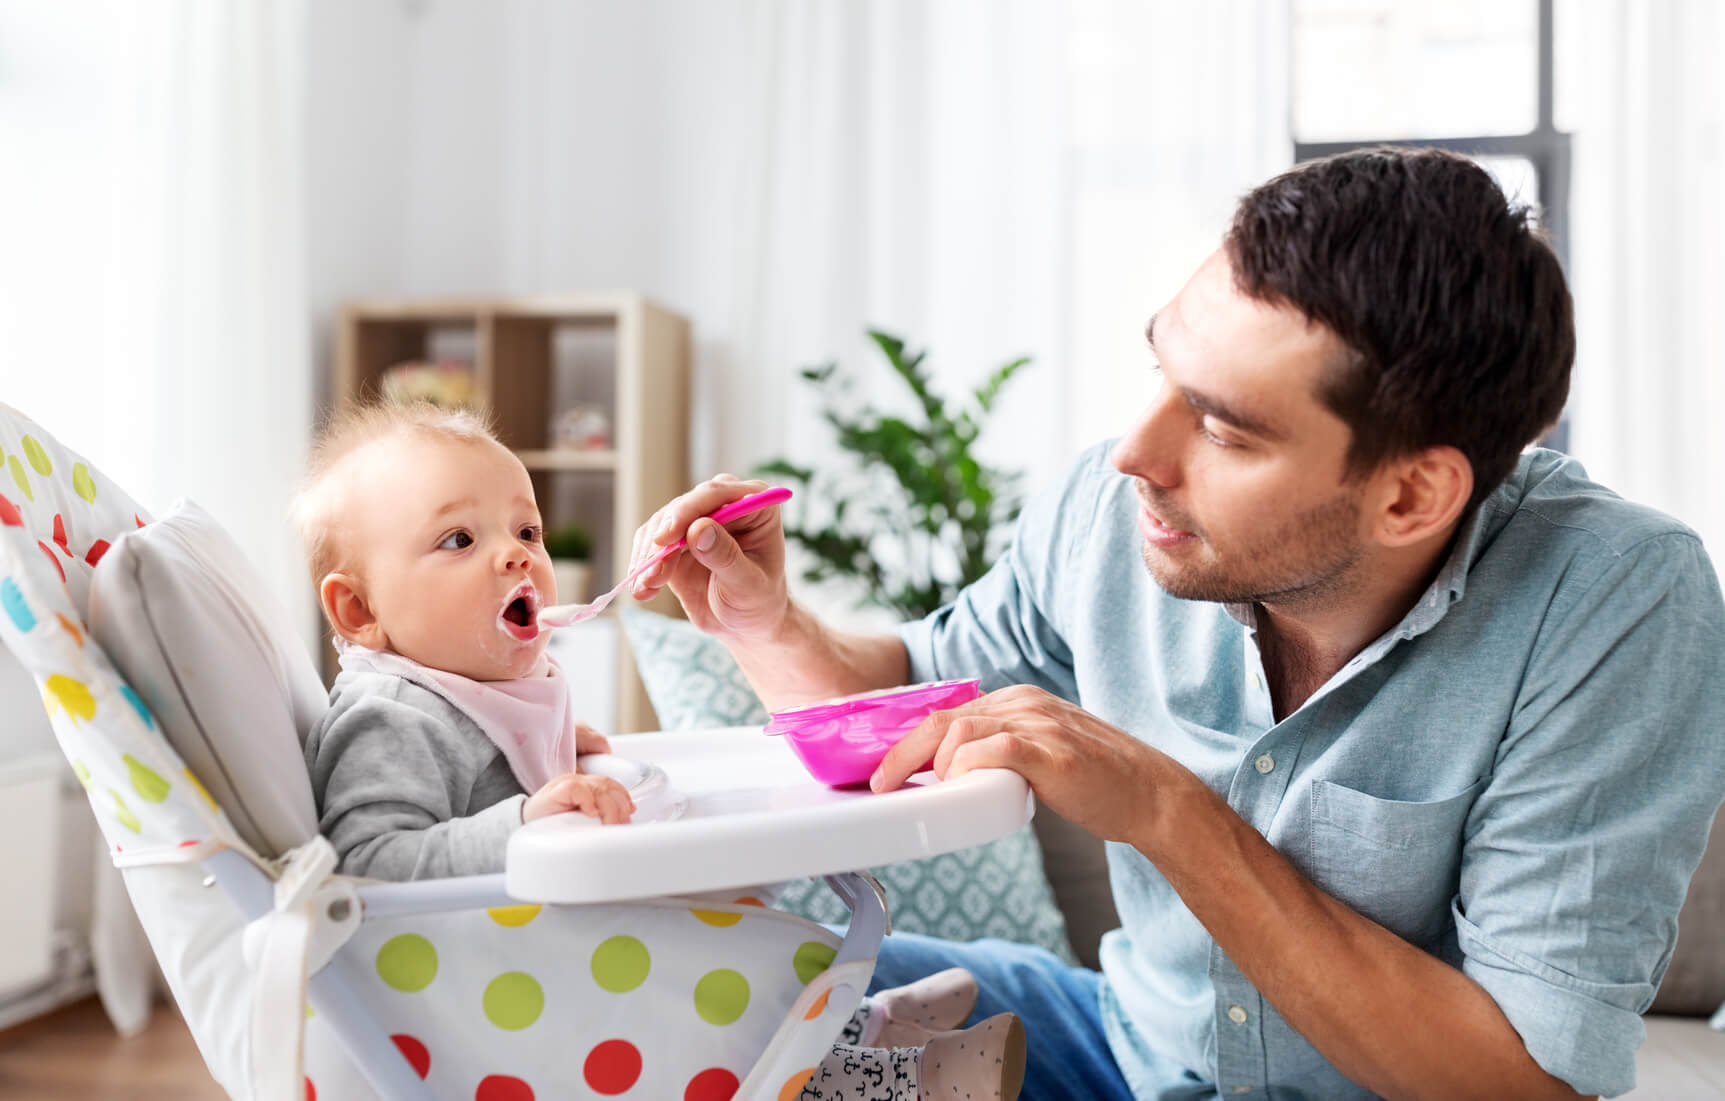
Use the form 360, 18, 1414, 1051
1225, 146, 1574, 513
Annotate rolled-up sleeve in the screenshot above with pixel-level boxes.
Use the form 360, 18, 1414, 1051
1456, 532, 1725, 1097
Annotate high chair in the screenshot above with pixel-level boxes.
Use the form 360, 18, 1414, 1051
0, 404, 1031, 1100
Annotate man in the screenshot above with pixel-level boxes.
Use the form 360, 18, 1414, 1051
634, 148, 1725, 1099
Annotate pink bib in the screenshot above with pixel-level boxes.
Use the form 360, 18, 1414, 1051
336, 641, 578, 793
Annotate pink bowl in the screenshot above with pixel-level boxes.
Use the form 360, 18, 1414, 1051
765, 679, 983, 786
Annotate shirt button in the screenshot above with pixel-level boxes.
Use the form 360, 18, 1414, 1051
1254, 753, 1275, 775
1253, 669, 1266, 690
1227, 1004, 1249, 1025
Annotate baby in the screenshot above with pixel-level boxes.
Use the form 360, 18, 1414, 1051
294, 401, 1024, 1101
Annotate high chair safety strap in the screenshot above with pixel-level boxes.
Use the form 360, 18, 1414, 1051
240, 835, 362, 1101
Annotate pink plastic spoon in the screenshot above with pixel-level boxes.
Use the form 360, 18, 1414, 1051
537, 487, 793, 628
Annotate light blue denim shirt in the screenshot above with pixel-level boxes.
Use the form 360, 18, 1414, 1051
899, 443, 1725, 1099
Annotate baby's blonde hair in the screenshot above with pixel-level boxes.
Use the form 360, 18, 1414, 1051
293, 400, 501, 584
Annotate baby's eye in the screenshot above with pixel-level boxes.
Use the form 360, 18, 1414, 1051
438, 530, 474, 550
519, 525, 543, 543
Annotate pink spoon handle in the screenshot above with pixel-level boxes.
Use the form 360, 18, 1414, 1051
629, 486, 793, 583
538, 487, 792, 628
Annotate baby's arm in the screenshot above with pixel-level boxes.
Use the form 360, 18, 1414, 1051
305, 690, 527, 880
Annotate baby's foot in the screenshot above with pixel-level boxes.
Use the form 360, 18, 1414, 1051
918, 1012, 1026, 1101
869, 967, 979, 1047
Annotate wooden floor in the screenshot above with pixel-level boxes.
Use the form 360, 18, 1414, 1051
0, 996, 224, 1100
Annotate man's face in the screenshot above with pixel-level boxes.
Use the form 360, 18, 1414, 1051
1112, 250, 1370, 608
334, 432, 556, 681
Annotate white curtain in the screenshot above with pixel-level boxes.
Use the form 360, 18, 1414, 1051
0, 0, 312, 634
1566, 0, 1725, 560
0, 0, 310, 1034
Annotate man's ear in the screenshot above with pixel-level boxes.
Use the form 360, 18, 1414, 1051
319, 572, 387, 650
1369, 445, 1473, 549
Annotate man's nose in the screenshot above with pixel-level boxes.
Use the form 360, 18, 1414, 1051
1112, 387, 1183, 488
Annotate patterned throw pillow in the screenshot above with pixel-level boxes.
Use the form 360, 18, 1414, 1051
621, 608, 1077, 963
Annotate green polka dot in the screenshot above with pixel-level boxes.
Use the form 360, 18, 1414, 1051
9, 455, 32, 502
72, 462, 96, 504
793, 941, 836, 985
591, 935, 650, 993
124, 755, 170, 803
694, 968, 750, 1025
21, 436, 51, 476
71, 760, 93, 791
110, 790, 140, 834
482, 971, 544, 1030
376, 934, 437, 992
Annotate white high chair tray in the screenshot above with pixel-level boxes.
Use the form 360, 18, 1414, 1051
506, 725, 1033, 904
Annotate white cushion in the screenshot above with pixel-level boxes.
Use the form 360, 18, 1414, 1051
88, 499, 323, 857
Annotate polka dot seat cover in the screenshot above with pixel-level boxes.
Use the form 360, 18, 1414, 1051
0, 405, 874, 1100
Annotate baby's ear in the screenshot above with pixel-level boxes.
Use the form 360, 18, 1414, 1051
320, 573, 385, 650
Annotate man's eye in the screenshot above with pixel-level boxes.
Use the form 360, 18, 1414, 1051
1200, 421, 1235, 448
438, 531, 474, 550
519, 525, 542, 543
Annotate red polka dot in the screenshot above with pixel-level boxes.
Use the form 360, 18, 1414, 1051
52, 514, 71, 555
85, 539, 110, 567
475, 1075, 534, 1101
304, 1077, 316, 1101
0, 494, 21, 527
583, 1040, 642, 1095
178, 840, 199, 848
391, 1033, 430, 1078
38, 542, 65, 582
135, 514, 145, 528
685, 1067, 740, 1101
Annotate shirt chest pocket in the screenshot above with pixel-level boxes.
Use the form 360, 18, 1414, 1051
1306, 777, 1484, 948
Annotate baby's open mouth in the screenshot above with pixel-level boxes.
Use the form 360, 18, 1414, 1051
500, 587, 540, 640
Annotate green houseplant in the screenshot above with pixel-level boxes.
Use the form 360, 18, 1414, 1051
755, 330, 1032, 620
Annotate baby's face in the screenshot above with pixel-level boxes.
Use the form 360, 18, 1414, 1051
336, 432, 556, 681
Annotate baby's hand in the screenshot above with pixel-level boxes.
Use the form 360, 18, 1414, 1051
574, 722, 611, 756
523, 772, 635, 824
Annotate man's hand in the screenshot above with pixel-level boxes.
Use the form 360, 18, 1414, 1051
523, 772, 635, 824
870, 684, 1167, 847
628, 474, 791, 644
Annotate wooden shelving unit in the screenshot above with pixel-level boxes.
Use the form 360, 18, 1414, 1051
330, 293, 691, 732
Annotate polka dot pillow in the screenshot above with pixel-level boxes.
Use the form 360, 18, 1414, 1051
622, 607, 1078, 963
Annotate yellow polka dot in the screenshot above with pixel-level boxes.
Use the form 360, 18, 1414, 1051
376, 934, 437, 992
125, 755, 170, 803
110, 790, 140, 834
591, 935, 650, 993
693, 968, 749, 1025
691, 907, 742, 928
21, 436, 51, 476
72, 462, 96, 505
9, 455, 33, 502
778, 1069, 818, 1101
793, 941, 836, 985
487, 904, 542, 927
305, 1003, 315, 1019
482, 972, 544, 1030
183, 770, 218, 811
71, 760, 93, 791
43, 675, 96, 722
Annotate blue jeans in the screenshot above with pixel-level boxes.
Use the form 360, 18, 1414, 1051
867, 933, 1137, 1101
